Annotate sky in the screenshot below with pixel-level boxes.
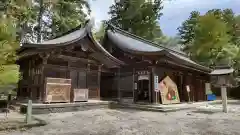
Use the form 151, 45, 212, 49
89, 0, 240, 37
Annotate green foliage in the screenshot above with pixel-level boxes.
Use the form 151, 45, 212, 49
0, 17, 18, 65
234, 15, 240, 46
178, 11, 200, 47
0, 65, 19, 85
155, 36, 181, 48
186, 13, 233, 66
178, 9, 240, 68
5, 0, 37, 42
1, 0, 90, 42
178, 9, 238, 48
0, 17, 20, 85
47, 0, 90, 38
108, 0, 163, 40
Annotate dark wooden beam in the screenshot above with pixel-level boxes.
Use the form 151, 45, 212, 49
44, 64, 100, 72
63, 50, 88, 58
56, 55, 98, 64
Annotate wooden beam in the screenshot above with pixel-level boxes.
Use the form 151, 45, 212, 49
56, 55, 98, 64
44, 64, 99, 73
63, 50, 88, 58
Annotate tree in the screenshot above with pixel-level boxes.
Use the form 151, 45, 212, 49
178, 9, 238, 48
154, 36, 183, 51
234, 15, 240, 46
177, 11, 200, 49
2, 0, 37, 43
187, 13, 232, 66
0, 16, 19, 86
108, 0, 163, 41
41, 0, 91, 40
1, 0, 91, 42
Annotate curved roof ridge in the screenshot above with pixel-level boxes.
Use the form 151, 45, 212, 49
106, 23, 188, 57
22, 20, 93, 47
85, 24, 125, 66
53, 23, 84, 39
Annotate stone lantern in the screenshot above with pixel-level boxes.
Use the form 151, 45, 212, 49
210, 65, 234, 113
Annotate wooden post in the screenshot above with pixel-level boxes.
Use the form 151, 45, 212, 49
117, 68, 121, 102
98, 65, 102, 99
86, 64, 90, 89
39, 53, 49, 102
68, 61, 72, 102
132, 68, 135, 103
148, 71, 152, 103
221, 86, 228, 113
151, 67, 157, 103
25, 100, 32, 124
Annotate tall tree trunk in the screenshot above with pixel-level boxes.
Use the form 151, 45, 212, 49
37, 0, 44, 42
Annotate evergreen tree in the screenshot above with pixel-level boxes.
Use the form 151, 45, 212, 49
40, 0, 91, 40
108, 0, 163, 40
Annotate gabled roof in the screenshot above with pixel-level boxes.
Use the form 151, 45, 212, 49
105, 23, 211, 73
23, 24, 89, 48
18, 20, 125, 68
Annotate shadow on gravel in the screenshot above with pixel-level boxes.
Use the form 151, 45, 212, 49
109, 108, 143, 113
191, 110, 216, 114
210, 101, 240, 105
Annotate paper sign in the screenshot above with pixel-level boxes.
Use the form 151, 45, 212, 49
186, 85, 190, 92
134, 83, 137, 90
154, 76, 159, 91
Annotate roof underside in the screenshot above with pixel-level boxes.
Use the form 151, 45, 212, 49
19, 21, 125, 68
210, 68, 234, 75
106, 24, 211, 73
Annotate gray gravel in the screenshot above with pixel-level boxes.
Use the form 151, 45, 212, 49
1, 107, 240, 135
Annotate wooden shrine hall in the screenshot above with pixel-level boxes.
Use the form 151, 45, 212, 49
17, 21, 124, 103
100, 23, 212, 104
17, 20, 212, 104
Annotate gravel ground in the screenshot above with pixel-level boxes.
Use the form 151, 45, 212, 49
1, 106, 240, 135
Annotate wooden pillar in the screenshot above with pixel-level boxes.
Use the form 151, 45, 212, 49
148, 71, 152, 103
28, 59, 32, 99
39, 53, 49, 102
86, 64, 90, 99
133, 68, 136, 103
68, 61, 73, 103
151, 66, 157, 103
86, 64, 90, 88
97, 65, 102, 100
117, 68, 121, 101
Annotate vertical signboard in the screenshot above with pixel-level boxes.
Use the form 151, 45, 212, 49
154, 75, 159, 103
154, 75, 159, 92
